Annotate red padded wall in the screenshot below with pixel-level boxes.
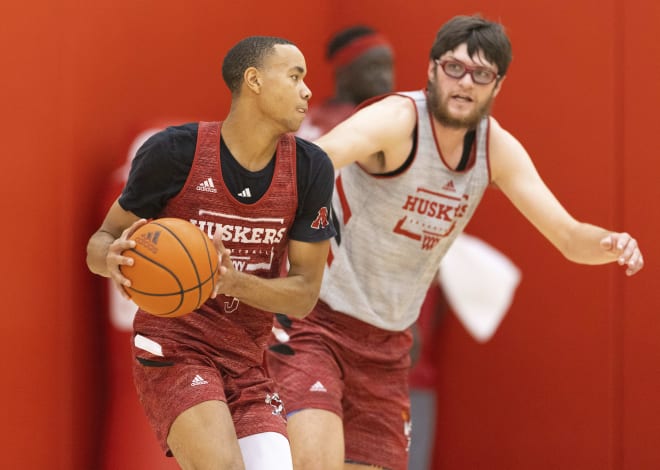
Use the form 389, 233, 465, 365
620, 0, 660, 468
0, 0, 657, 469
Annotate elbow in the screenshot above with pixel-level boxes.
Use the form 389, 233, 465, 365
287, 291, 320, 319
85, 241, 98, 275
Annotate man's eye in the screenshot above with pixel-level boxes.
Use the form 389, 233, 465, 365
447, 62, 463, 71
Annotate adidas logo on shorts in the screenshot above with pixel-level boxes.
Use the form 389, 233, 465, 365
309, 381, 327, 392
191, 374, 209, 386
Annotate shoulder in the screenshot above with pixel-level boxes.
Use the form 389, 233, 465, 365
294, 137, 334, 176
358, 93, 416, 117
157, 122, 198, 146
131, 122, 199, 174
328, 93, 416, 138
139, 122, 198, 154
487, 116, 524, 155
486, 116, 533, 184
143, 122, 198, 155
352, 93, 417, 138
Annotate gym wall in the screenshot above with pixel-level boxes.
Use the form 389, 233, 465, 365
1, 0, 657, 468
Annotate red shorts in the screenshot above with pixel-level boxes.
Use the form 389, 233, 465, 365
132, 334, 287, 455
266, 301, 413, 470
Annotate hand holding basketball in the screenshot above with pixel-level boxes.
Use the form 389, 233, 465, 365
120, 218, 219, 317
209, 227, 240, 299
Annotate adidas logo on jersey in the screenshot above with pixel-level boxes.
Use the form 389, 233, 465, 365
442, 180, 456, 192
190, 374, 209, 386
309, 381, 327, 392
196, 177, 218, 193
237, 187, 252, 198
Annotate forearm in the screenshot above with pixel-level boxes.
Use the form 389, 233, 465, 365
560, 222, 620, 265
220, 270, 320, 318
86, 230, 115, 277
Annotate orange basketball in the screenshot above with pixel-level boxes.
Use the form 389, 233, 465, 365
120, 218, 219, 317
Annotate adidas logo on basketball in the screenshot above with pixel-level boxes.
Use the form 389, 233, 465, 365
196, 177, 218, 193
135, 230, 161, 254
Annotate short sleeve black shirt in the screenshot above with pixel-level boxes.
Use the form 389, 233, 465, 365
119, 123, 336, 242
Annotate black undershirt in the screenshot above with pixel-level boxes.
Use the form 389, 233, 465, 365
119, 122, 336, 243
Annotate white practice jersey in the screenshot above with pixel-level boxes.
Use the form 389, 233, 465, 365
319, 90, 491, 331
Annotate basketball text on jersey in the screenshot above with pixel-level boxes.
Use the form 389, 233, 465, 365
191, 219, 287, 244
393, 186, 470, 248
191, 212, 287, 273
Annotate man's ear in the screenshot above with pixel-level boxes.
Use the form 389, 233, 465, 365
244, 67, 261, 93
427, 59, 436, 82
492, 75, 506, 98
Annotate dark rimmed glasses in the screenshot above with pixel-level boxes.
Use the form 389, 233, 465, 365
435, 59, 499, 85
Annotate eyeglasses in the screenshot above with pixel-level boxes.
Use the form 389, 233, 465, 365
435, 59, 499, 85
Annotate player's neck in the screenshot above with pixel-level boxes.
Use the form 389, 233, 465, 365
221, 114, 279, 171
433, 123, 471, 166
434, 121, 470, 146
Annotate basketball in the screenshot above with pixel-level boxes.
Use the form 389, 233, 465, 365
120, 218, 219, 317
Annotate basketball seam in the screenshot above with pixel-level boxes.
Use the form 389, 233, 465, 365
153, 220, 205, 308
123, 249, 186, 314
124, 218, 219, 317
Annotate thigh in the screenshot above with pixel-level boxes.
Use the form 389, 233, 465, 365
343, 356, 411, 470
287, 409, 345, 470
132, 346, 228, 454
267, 326, 345, 418
227, 366, 288, 439
267, 320, 346, 470
168, 400, 244, 470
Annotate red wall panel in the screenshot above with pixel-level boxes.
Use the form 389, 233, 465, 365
620, 0, 660, 468
0, 0, 658, 469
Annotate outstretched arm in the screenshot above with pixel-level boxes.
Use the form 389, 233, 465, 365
489, 118, 644, 276
314, 94, 417, 173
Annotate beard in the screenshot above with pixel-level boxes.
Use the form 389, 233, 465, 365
427, 75, 495, 129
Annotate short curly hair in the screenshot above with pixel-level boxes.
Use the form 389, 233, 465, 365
222, 36, 294, 94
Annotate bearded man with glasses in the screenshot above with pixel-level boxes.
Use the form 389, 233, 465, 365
266, 14, 644, 470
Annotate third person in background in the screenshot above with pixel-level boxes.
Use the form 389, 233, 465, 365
297, 25, 394, 140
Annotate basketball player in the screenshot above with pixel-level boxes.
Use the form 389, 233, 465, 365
266, 15, 644, 470
86, 36, 336, 470
296, 25, 394, 141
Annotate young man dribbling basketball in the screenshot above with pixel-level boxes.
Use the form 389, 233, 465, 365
86, 36, 336, 470
266, 15, 644, 470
